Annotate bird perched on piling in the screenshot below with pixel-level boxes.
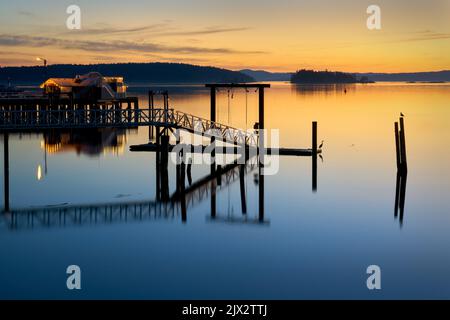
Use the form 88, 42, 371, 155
318, 140, 324, 150
400, 112, 405, 117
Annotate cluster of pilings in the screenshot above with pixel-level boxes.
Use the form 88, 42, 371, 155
0, 97, 140, 129
0, 97, 139, 113
394, 116, 408, 226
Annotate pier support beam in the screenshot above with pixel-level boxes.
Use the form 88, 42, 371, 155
399, 117, 408, 174
312, 121, 318, 192
3, 133, 9, 212
160, 134, 170, 202
155, 127, 161, 201
259, 166, 264, 222
210, 86, 216, 175
258, 87, 265, 167
239, 165, 247, 215
179, 158, 187, 223
148, 90, 154, 140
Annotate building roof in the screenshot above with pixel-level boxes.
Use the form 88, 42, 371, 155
40, 72, 104, 89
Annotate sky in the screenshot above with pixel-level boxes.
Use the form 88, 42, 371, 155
0, 0, 449, 72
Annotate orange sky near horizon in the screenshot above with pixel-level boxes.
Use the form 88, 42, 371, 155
0, 0, 449, 72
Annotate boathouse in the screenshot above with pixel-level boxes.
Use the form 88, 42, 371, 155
40, 72, 127, 100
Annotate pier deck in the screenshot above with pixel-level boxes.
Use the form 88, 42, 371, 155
0, 107, 258, 147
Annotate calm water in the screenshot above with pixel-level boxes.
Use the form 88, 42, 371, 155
1, 82, 450, 299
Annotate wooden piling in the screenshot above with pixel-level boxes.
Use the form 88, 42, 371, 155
211, 180, 216, 219
239, 165, 247, 215
187, 159, 192, 186
394, 122, 401, 170
148, 90, 154, 140
312, 121, 318, 192
216, 165, 222, 186
4, 133, 9, 212
258, 87, 265, 166
180, 160, 187, 223
160, 134, 170, 201
210, 87, 216, 175
155, 127, 161, 200
399, 117, 408, 173
259, 167, 264, 222
312, 121, 318, 154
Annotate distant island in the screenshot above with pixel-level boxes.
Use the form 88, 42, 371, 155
290, 69, 371, 84
0, 62, 254, 86
240, 69, 450, 82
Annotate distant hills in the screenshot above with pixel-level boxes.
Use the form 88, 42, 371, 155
241, 69, 450, 82
239, 69, 293, 81
0, 63, 254, 85
1, 62, 449, 85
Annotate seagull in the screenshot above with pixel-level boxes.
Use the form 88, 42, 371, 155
319, 154, 323, 162
400, 112, 405, 117
318, 140, 324, 149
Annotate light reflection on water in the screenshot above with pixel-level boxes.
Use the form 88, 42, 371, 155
0, 82, 450, 299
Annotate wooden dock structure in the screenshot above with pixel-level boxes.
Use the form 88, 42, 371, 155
1, 83, 323, 225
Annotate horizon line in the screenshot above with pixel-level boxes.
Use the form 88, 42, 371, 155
0, 62, 449, 75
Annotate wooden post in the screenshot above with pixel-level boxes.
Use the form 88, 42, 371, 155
211, 180, 216, 219
239, 165, 247, 215
180, 160, 187, 223
312, 121, 318, 154
394, 172, 400, 219
176, 130, 181, 194
148, 90, 154, 140
160, 134, 170, 201
258, 87, 265, 166
399, 117, 408, 173
210, 86, 216, 175
4, 133, 9, 212
312, 121, 318, 192
259, 167, 264, 222
210, 87, 216, 123
394, 122, 401, 170
187, 158, 192, 186
216, 165, 222, 186
155, 127, 161, 201
398, 172, 407, 226
204, 87, 222, 220
394, 118, 408, 226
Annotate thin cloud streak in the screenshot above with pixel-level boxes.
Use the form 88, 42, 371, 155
0, 34, 266, 55
157, 26, 251, 36
67, 24, 250, 37
70, 24, 168, 35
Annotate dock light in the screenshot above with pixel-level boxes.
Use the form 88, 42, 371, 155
37, 165, 43, 181
36, 57, 47, 67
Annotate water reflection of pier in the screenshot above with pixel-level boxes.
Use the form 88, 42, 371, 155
0, 154, 263, 230
1, 83, 322, 230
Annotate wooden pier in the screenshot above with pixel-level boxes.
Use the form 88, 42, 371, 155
1, 83, 323, 225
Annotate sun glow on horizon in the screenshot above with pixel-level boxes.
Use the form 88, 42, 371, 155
0, 0, 448, 72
